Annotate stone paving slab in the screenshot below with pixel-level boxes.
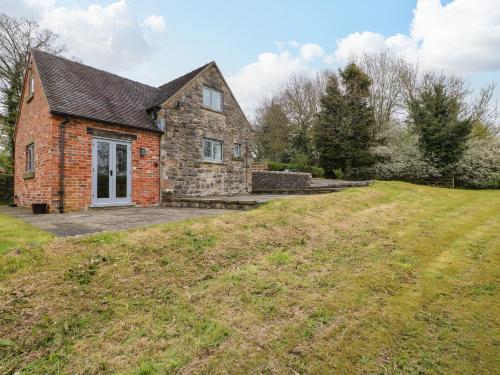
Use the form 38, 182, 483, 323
0, 194, 310, 237
0, 206, 227, 237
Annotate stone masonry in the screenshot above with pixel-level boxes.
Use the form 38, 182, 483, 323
252, 171, 312, 191
158, 64, 253, 197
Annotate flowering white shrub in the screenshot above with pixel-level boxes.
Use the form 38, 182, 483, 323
349, 128, 500, 189
349, 129, 441, 180
454, 138, 500, 189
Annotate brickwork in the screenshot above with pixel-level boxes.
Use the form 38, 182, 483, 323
50, 116, 160, 212
14, 57, 160, 212
14, 60, 54, 209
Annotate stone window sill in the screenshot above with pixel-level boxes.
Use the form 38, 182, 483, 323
201, 106, 225, 115
202, 160, 227, 166
23, 171, 35, 180
26, 93, 34, 103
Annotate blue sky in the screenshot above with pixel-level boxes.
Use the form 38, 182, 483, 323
127, 0, 415, 71
2, 0, 499, 117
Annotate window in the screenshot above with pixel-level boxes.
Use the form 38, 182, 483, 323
233, 143, 241, 157
203, 138, 223, 162
156, 117, 166, 131
26, 144, 35, 172
202, 86, 223, 112
28, 73, 35, 97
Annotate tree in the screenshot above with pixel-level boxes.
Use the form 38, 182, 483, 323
355, 52, 408, 139
408, 82, 473, 173
0, 14, 64, 166
315, 63, 376, 177
253, 98, 290, 162
253, 71, 331, 164
278, 71, 330, 164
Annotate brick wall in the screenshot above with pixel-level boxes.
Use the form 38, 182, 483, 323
14, 59, 54, 209
14, 56, 161, 212
51, 116, 161, 212
158, 64, 253, 197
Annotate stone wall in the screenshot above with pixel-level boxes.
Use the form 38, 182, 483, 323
0, 174, 13, 200
252, 171, 312, 191
159, 64, 253, 197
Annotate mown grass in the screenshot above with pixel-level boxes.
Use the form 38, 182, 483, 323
0, 182, 499, 374
0, 213, 53, 255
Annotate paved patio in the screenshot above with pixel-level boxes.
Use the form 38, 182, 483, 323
0, 205, 228, 237
0, 194, 300, 237
0, 182, 369, 237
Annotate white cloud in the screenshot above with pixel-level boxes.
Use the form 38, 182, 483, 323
3, 0, 161, 72
300, 43, 324, 61
228, 47, 325, 118
333, 0, 500, 73
229, 0, 500, 119
143, 14, 166, 33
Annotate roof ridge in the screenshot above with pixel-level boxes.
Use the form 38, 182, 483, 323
158, 61, 214, 90
31, 48, 159, 92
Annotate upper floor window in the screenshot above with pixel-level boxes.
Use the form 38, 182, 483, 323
202, 86, 222, 112
28, 73, 35, 97
156, 117, 166, 131
203, 138, 223, 162
234, 143, 241, 158
26, 143, 35, 172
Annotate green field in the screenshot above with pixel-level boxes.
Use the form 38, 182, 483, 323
0, 213, 53, 255
0, 182, 499, 374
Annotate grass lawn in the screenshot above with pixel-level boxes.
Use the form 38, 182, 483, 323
0, 182, 499, 374
0, 213, 53, 255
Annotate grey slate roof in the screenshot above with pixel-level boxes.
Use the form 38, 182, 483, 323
32, 49, 211, 132
146, 62, 212, 109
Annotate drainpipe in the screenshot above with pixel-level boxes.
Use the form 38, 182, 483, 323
59, 116, 70, 213
244, 140, 249, 192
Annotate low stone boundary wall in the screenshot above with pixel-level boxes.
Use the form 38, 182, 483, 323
0, 174, 13, 201
252, 171, 311, 192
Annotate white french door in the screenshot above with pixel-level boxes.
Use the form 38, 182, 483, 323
92, 138, 132, 206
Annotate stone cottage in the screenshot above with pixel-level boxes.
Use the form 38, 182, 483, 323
14, 49, 253, 212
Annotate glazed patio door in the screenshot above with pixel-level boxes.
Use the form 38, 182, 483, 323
92, 138, 132, 206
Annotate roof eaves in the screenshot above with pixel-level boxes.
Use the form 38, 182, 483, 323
50, 110, 164, 134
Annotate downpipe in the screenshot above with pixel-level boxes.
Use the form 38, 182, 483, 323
59, 116, 70, 213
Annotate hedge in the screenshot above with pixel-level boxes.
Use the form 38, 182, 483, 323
267, 162, 325, 178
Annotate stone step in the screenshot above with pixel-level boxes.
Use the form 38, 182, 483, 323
161, 197, 259, 210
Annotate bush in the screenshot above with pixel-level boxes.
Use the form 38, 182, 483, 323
453, 138, 500, 189
267, 162, 325, 178
348, 129, 500, 189
347, 132, 441, 181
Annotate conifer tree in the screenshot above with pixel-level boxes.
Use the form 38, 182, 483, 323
315, 63, 376, 177
409, 83, 473, 173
